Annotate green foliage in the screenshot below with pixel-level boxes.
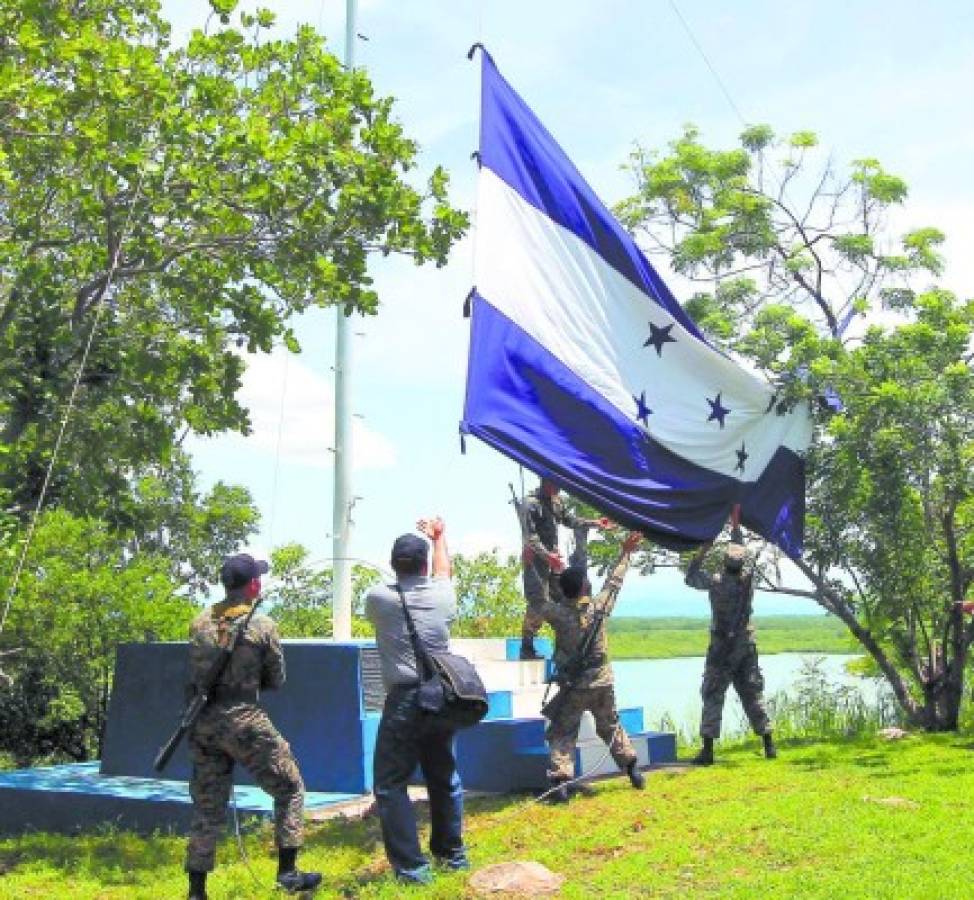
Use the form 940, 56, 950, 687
607, 615, 852, 659
452, 551, 525, 637
0, 0, 467, 522
0, 510, 192, 763
765, 656, 902, 741
125, 452, 259, 599
263, 543, 378, 638
619, 122, 973, 730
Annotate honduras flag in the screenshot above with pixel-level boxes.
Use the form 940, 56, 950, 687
461, 51, 812, 557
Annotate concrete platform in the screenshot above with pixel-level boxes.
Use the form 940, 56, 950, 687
0, 637, 675, 834
0, 763, 361, 836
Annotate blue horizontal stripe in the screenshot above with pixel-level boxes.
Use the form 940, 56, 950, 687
461, 295, 804, 556
478, 50, 705, 344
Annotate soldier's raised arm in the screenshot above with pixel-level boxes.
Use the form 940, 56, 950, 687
595, 532, 642, 616
260, 618, 286, 691
685, 542, 715, 592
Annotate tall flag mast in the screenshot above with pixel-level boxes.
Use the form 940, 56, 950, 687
461, 49, 812, 556
331, 0, 356, 640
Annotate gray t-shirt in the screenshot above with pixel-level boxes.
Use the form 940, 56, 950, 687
365, 574, 457, 689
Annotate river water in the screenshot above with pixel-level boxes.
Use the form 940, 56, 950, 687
612, 653, 878, 736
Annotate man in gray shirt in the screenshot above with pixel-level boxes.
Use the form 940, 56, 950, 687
365, 517, 467, 885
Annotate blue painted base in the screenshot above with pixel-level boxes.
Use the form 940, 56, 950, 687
456, 708, 676, 791
0, 763, 361, 836
644, 731, 678, 764
0, 640, 679, 835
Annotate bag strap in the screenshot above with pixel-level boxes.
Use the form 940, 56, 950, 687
394, 584, 434, 681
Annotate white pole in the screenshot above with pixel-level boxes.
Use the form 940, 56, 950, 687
331, 0, 357, 641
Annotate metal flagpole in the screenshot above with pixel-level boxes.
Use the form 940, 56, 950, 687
331, 0, 357, 641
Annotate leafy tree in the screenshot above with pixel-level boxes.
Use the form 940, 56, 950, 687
126, 451, 259, 598
264, 542, 378, 638
0, 0, 467, 521
616, 125, 973, 729
0, 509, 191, 762
263, 545, 530, 639
452, 551, 526, 638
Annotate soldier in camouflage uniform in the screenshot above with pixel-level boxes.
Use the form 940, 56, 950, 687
684, 528, 776, 765
184, 553, 320, 900
539, 532, 645, 800
517, 479, 608, 660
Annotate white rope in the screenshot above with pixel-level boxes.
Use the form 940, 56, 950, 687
266, 349, 291, 550
667, 0, 747, 127
229, 784, 265, 891
0, 171, 146, 641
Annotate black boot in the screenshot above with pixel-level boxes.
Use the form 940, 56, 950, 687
541, 776, 571, 803
692, 737, 715, 766
626, 761, 645, 790
519, 637, 542, 660
763, 732, 777, 759
276, 847, 322, 894
187, 871, 207, 900
568, 780, 596, 798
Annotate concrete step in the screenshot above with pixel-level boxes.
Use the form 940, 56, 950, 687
448, 637, 553, 663
475, 659, 548, 691
576, 733, 650, 776
450, 638, 510, 662
511, 686, 548, 719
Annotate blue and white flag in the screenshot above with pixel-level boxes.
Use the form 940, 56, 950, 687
461, 51, 812, 556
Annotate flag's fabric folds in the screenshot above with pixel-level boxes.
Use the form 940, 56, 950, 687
461, 51, 812, 556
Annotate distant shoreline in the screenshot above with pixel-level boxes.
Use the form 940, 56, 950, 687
605, 614, 853, 660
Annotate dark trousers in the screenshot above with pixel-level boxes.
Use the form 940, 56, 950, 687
373, 685, 467, 878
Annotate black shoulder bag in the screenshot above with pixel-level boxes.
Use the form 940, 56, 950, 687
395, 585, 489, 730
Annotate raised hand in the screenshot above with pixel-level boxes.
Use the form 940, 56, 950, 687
416, 517, 445, 540
622, 531, 642, 553
547, 550, 566, 573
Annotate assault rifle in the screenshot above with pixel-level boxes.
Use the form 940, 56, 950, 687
540, 603, 608, 722
153, 600, 262, 773
509, 482, 530, 562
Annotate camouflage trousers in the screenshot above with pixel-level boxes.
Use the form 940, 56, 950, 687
545, 685, 637, 781
185, 704, 305, 873
521, 566, 561, 641
522, 528, 589, 641
699, 638, 771, 739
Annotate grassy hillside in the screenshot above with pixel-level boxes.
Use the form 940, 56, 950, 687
606, 615, 854, 659
1, 734, 972, 897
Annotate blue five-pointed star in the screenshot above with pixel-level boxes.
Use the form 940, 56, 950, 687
643, 322, 677, 356
707, 392, 730, 428
735, 442, 748, 473
633, 391, 652, 426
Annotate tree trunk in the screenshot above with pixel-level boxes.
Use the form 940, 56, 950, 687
792, 556, 924, 724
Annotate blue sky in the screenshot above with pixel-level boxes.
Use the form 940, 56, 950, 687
170, 1, 974, 614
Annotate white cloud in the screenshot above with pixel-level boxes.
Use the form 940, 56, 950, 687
452, 529, 520, 559
197, 347, 397, 472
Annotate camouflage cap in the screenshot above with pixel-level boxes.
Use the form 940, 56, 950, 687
724, 543, 747, 572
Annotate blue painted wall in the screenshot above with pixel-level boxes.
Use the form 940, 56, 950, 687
102, 641, 370, 793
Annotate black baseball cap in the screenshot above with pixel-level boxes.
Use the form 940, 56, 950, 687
390, 534, 429, 569
220, 553, 269, 590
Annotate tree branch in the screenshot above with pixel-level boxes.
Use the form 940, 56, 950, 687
792, 555, 921, 721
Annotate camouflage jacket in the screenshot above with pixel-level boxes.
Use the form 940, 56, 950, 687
188, 599, 285, 700
539, 549, 631, 689
685, 555, 755, 641
523, 490, 583, 561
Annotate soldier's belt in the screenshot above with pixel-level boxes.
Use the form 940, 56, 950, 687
209, 686, 259, 705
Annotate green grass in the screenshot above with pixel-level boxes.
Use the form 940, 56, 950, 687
607, 615, 853, 659
1, 734, 972, 897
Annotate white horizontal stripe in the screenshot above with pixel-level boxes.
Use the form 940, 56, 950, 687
474, 168, 812, 481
